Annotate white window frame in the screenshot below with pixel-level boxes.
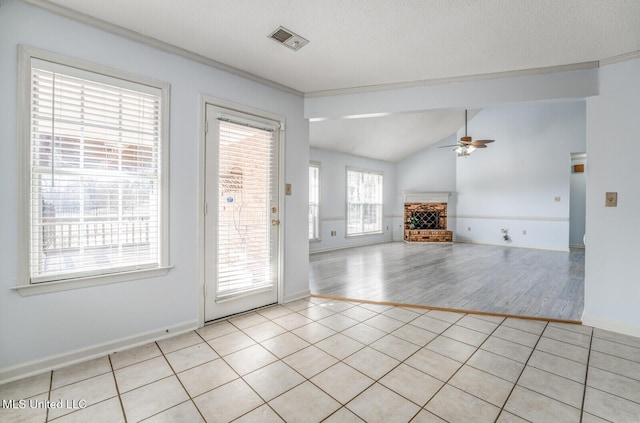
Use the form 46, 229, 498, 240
14, 46, 171, 296
345, 167, 384, 237
309, 161, 321, 242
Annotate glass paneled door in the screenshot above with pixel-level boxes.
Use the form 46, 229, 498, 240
204, 104, 281, 321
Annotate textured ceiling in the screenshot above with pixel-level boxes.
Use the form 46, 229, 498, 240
37, 0, 640, 161
40, 0, 640, 94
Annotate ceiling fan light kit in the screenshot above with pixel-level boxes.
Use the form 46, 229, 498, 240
440, 109, 495, 157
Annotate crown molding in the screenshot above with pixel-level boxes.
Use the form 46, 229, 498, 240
599, 50, 640, 67
20, 1, 639, 99
304, 61, 600, 98
20, 0, 304, 97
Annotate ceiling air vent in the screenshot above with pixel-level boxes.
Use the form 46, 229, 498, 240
269, 26, 309, 51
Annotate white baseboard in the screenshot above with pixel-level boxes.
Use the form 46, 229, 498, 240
309, 239, 395, 254
283, 289, 311, 303
0, 320, 198, 385
453, 239, 570, 252
581, 315, 640, 338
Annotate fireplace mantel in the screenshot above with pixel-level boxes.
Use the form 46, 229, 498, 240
402, 191, 450, 204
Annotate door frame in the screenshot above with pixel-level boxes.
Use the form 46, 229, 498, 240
197, 95, 285, 327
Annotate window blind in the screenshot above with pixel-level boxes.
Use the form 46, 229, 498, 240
216, 118, 276, 300
309, 164, 320, 239
29, 60, 163, 283
347, 169, 383, 235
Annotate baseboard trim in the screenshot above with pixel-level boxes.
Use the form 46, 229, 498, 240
453, 239, 570, 252
283, 289, 311, 303
581, 315, 640, 338
0, 320, 198, 385
311, 294, 582, 325
310, 239, 393, 254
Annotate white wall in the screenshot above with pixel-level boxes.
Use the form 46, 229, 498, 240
584, 57, 640, 336
309, 148, 395, 252
453, 102, 586, 250
394, 135, 458, 239
0, 0, 309, 378
569, 156, 587, 247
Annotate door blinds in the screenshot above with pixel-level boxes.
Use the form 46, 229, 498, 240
216, 118, 276, 301
28, 59, 163, 283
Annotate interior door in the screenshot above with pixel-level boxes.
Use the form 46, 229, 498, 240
204, 104, 281, 321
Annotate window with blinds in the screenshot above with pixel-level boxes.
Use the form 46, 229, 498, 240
346, 168, 383, 236
216, 118, 277, 300
309, 162, 320, 240
24, 54, 168, 284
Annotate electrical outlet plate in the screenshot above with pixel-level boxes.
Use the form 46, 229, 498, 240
605, 192, 617, 207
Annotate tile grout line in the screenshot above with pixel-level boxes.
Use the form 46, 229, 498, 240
7, 300, 639, 423
206, 310, 301, 423
45, 370, 53, 422
493, 320, 549, 423
314, 304, 428, 421
178, 332, 217, 423
108, 354, 128, 423
229, 302, 416, 421
416, 313, 509, 423
579, 327, 594, 423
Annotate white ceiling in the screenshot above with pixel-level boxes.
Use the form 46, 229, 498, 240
310, 109, 480, 162
40, 0, 640, 161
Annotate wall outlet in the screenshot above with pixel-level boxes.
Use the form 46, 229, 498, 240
467, 227, 471, 231
331, 230, 337, 236
554, 196, 561, 202
522, 230, 527, 235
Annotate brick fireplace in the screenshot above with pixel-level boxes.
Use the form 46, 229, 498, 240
403, 192, 453, 243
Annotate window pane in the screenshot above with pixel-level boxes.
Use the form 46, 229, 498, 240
309, 164, 320, 240
347, 169, 383, 235
28, 63, 164, 283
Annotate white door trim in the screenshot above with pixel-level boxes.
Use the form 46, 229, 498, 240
196, 95, 285, 327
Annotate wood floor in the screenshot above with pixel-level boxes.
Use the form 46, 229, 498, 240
309, 242, 585, 321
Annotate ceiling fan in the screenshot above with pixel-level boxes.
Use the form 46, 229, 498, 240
439, 109, 494, 156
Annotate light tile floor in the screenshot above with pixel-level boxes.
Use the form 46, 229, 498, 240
2, 297, 640, 422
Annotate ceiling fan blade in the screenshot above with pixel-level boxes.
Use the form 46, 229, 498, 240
473, 139, 494, 144
438, 144, 461, 148
472, 144, 487, 148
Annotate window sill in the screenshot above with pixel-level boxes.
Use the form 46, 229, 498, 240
309, 238, 322, 243
11, 266, 173, 296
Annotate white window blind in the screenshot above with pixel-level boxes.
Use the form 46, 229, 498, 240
347, 168, 383, 236
309, 163, 320, 240
216, 118, 277, 300
28, 58, 165, 283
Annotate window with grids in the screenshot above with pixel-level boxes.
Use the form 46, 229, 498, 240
346, 168, 383, 236
309, 162, 320, 240
22, 51, 169, 285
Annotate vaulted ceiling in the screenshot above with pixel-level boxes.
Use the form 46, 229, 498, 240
37, 0, 640, 161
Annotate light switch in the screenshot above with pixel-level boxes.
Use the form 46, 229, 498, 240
285, 183, 292, 195
605, 192, 617, 207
